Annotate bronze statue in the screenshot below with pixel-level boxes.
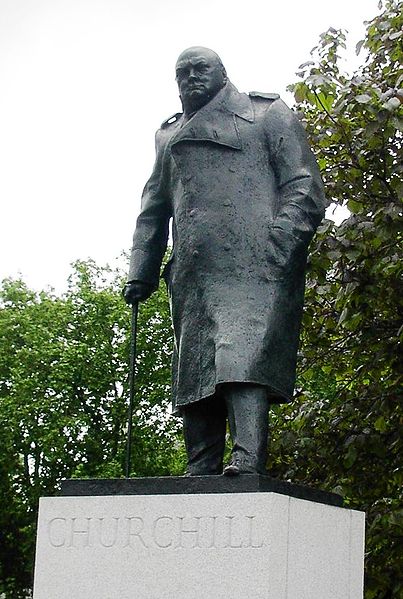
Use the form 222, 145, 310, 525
124, 47, 326, 476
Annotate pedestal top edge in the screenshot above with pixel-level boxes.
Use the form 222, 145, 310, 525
59, 475, 343, 507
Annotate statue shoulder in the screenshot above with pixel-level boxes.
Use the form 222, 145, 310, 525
249, 91, 280, 102
155, 112, 183, 152
249, 92, 281, 118
160, 112, 183, 129
249, 92, 296, 124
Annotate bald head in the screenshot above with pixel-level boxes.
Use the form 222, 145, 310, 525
176, 47, 225, 71
175, 47, 227, 115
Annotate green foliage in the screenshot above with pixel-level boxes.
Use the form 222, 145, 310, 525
271, 1, 402, 597
0, 260, 185, 597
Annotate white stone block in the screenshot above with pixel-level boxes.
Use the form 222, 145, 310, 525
33, 491, 364, 599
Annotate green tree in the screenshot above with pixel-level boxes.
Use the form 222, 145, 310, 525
0, 260, 184, 598
269, 1, 402, 597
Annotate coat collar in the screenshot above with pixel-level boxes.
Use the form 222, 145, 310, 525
171, 82, 254, 150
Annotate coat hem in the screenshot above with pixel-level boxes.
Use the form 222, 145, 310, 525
172, 379, 292, 416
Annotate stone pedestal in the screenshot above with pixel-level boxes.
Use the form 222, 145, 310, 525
33, 476, 365, 599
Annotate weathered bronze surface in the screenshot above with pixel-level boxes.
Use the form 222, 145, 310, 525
124, 47, 326, 476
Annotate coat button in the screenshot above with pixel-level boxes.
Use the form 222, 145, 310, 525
189, 209, 196, 217
192, 250, 199, 257
223, 200, 231, 206
224, 243, 231, 251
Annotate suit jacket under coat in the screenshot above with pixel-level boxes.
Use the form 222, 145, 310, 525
128, 82, 326, 413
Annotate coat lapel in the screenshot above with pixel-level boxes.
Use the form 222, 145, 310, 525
171, 82, 254, 151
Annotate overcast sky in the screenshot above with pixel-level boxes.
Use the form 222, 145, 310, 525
0, 0, 380, 293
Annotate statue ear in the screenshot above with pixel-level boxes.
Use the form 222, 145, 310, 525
222, 67, 228, 84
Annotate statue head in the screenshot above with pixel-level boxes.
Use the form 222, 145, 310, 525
175, 47, 227, 115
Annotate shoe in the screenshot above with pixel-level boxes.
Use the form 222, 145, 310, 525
223, 457, 257, 476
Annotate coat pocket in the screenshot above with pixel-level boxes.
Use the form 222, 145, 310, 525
266, 225, 306, 281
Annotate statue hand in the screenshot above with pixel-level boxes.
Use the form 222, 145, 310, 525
122, 281, 154, 304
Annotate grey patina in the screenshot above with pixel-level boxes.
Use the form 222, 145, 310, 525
125, 47, 325, 475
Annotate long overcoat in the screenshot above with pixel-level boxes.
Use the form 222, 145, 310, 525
128, 82, 326, 413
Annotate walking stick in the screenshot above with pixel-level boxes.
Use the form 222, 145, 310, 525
125, 299, 139, 478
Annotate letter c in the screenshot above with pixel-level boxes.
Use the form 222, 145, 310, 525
153, 516, 173, 548
48, 518, 67, 547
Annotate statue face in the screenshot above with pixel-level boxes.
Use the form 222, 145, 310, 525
175, 47, 227, 114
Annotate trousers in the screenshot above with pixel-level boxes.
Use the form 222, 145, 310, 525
182, 383, 269, 475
